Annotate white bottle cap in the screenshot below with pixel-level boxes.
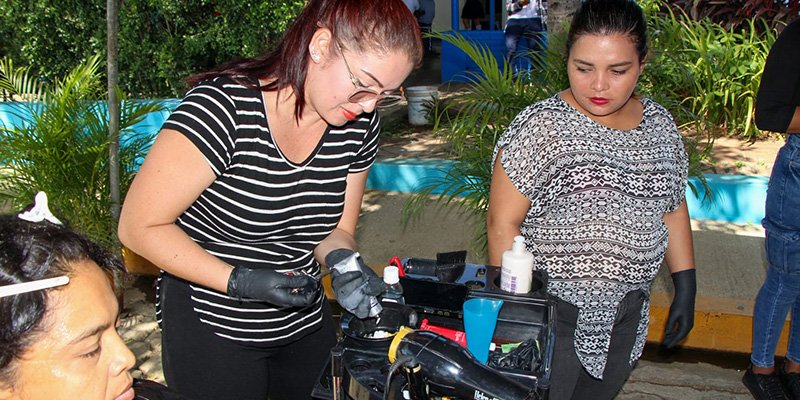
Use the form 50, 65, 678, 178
383, 265, 400, 284
512, 235, 526, 252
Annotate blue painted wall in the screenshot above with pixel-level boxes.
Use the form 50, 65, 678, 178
685, 174, 767, 225
0, 100, 179, 147
1, 102, 770, 225
441, 30, 538, 82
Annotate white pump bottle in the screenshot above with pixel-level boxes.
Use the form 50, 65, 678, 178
500, 235, 534, 294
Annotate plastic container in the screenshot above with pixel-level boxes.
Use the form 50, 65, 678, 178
500, 236, 534, 294
462, 297, 504, 363
405, 85, 439, 125
382, 265, 405, 304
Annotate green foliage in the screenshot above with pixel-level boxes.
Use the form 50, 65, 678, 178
0, 58, 44, 101
0, 1, 105, 86
0, 0, 305, 99
117, 0, 306, 98
644, 6, 776, 141
0, 55, 167, 247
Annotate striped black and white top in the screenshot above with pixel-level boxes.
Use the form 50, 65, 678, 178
494, 95, 687, 379
156, 76, 380, 346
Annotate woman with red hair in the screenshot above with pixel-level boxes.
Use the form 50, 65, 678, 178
118, 0, 423, 398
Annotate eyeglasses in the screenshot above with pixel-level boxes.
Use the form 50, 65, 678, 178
337, 44, 404, 108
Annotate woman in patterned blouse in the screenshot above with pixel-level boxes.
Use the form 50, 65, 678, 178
486, 0, 697, 398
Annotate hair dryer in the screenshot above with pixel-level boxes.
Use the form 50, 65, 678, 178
388, 327, 538, 400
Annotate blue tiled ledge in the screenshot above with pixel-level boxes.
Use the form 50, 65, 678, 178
685, 173, 767, 225
369, 159, 769, 225
2, 102, 769, 225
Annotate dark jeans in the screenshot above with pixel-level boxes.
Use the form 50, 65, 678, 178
159, 275, 337, 400
548, 290, 645, 400
504, 17, 546, 70
751, 134, 800, 368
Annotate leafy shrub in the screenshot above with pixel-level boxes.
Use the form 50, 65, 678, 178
645, 5, 777, 141
117, 0, 305, 98
0, 1, 105, 87
403, 30, 569, 249
0, 0, 304, 99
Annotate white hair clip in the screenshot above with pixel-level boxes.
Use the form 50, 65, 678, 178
0, 276, 70, 298
18, 192, 62, 225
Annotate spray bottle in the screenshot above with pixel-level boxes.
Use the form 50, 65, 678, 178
500, 235, 534, 294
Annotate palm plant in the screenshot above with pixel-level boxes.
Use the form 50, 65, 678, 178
0, 55, 166, 247
0, 58, 44, 101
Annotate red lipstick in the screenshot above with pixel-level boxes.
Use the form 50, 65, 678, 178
590, 97, 609, 105
342, 109, 357, 121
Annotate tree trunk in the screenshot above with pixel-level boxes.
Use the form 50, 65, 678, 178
107, 0, 120, 225
547, 0, 581, 33
107, 0, 124, 299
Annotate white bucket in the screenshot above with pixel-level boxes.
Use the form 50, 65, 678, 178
406, 85, 439, 126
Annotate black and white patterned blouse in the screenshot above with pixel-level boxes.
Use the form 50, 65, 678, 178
494, 94, 688, 378
155, 76, 379, 346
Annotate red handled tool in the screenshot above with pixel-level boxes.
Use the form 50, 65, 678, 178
388, 256, 406, 277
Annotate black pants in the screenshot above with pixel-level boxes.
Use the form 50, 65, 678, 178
548, 290, 645, 400
159, 275, 337, 400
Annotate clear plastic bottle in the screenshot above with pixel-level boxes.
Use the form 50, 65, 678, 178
500, 235, 534, 294
382, 265, 405, 304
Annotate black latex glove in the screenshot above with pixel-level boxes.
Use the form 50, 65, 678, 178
663, 269, 696, 348
326, 248, 385, 319
226, 266, 318, 307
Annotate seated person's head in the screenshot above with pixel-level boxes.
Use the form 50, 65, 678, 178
0, 201, 136, 400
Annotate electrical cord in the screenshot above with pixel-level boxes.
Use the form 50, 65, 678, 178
383, 355, 416, 400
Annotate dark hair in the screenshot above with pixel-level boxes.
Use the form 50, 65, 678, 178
566, 0, 649, 62
0, 214, 122, 388
187, 0, 424, 121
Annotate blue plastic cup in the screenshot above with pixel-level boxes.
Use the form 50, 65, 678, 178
462, 297, 504, 363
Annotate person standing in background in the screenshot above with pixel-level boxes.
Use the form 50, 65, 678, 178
742, 19, 800, 400
461, 0, 485, 30
418, 0, 437, 55
504, 0, 547, 71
